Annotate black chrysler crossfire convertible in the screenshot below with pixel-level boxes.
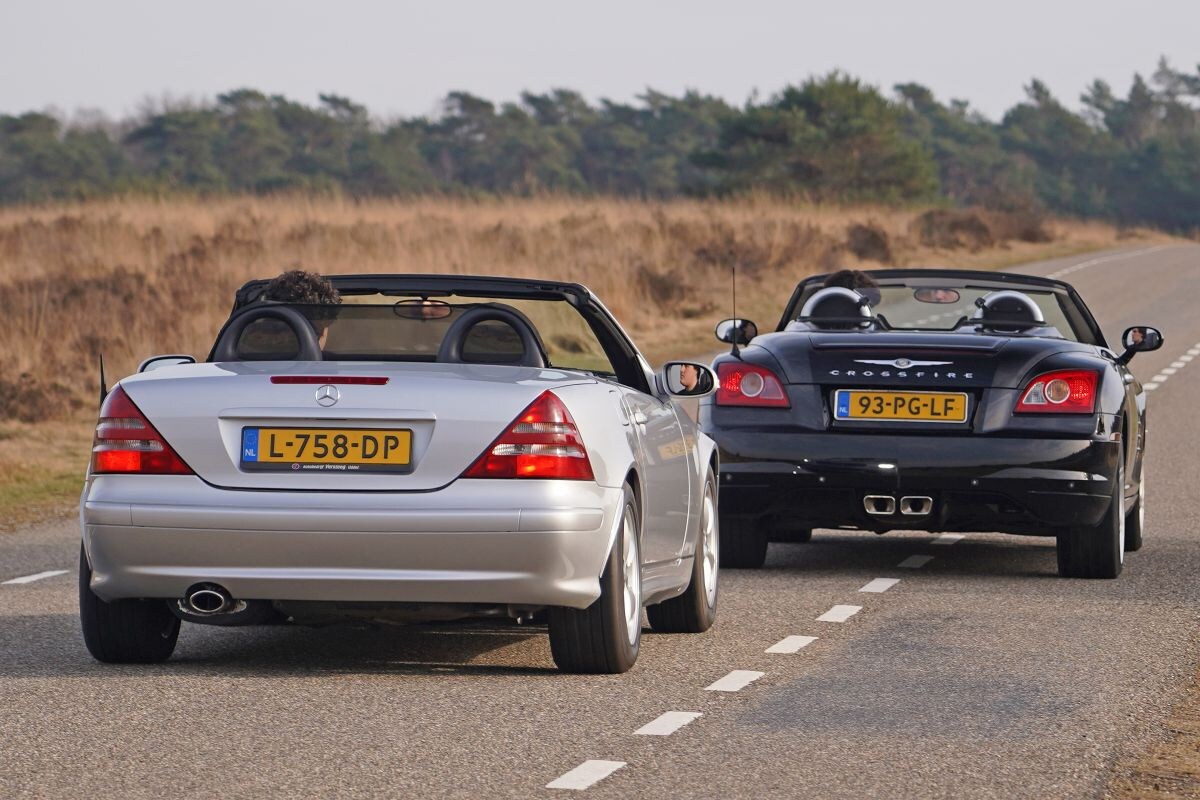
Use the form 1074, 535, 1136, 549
701, 269, 1162, 579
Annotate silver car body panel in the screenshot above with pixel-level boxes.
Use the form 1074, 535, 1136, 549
82, 349, 717, 611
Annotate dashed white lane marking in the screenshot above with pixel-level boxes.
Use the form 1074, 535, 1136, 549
634, 711, 702, 736
898, 554, 934, 569
817, 604, 862, 623
1171, 361, 1186, 368
859, 578, 900, 593
2, 570, 68, 585
766, 635, 818, 654
1181, 355, 1195, 362
1188, 349, 1200, 356
932, 533, 964, 545
1045, 245, 1168, 279
705, 670, 765, 692
1161, 367, 1178, 375
547, 760, 626, 791
1145, 383, 1159, 390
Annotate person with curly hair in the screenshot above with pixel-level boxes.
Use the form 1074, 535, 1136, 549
260, 269, 342, 350
822, 268, 881, 306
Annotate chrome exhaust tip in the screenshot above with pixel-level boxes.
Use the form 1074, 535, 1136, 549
863, 495, 897, 516
184, 584, 233, 615
900, 496, 933, 516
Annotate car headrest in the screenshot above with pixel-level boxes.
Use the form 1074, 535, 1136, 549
799, 287, 874, 329
971, 290, 1044, 330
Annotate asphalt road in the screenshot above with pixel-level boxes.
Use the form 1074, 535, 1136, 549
1, 244, 1198, 799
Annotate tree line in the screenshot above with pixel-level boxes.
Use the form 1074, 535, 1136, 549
1, 59, 1198, 230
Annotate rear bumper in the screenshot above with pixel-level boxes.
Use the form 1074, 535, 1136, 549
713, 431, 1119, 534
81, 476, 619, 609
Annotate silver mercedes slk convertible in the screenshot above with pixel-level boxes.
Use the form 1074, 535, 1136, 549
79, 274, 720, 673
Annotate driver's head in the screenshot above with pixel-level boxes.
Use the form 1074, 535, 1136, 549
262, 270, 342, 346
679, 364, 699, 391
822, 269, 881, 305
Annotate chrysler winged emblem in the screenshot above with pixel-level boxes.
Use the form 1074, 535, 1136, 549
855, 358, 953, 369
315, 384, 340, 407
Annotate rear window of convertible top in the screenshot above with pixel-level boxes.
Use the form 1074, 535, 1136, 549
233, 298, 618, 374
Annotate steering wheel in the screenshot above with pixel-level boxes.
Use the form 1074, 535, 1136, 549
436, 305, 546, 368
210, 305, 324, 362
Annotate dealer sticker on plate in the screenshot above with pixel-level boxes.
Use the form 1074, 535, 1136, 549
834, 390, 968, 423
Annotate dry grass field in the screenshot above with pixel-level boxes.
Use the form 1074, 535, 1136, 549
0, 194, 1164, 526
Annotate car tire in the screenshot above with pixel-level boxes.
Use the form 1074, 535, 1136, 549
1124, 471, 1145, 552
648, 470, 718, 634
719, 514, 767, 569
1056, 458, 1124, 579
79, 544, 180, 663
548, 484, 641, 674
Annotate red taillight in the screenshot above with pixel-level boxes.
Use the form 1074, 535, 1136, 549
91, 387, 194, 474
462, 391, 594, 480
1015, 369, 1098, 414
716, 363, 790, 408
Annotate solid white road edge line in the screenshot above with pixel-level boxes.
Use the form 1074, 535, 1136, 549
816, 604, 862, 623
766, 635, 818, 654
546, 760, 626, 791
932, 533, 964, 545
2, 569, 69, 585
859, 577, 900, 593
705, 670, 765, 692
634, 711, 702, 736
1045, 245, 1167, 279
898, 554, 934, 568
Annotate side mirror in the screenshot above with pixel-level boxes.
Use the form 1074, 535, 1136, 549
658, 361, 717, 398
715, 318, 758, 345
1118, 326, 1163, 364
138, 354, 196, 373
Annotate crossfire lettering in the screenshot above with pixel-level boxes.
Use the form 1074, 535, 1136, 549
827, 369, 975, 379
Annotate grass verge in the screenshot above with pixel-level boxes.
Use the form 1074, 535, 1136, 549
1110, 667, 1200, 798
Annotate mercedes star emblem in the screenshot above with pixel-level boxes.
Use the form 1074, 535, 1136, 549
315, 384, 340, 407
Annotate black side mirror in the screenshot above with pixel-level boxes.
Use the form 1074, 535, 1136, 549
715, 318, 758, 345
1117, 325, 1163, 365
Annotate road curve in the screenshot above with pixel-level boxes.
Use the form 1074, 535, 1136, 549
0, 244, 1197, 799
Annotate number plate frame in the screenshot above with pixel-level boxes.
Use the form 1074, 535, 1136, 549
240, 427, 414, 473
833, 390, 969, 423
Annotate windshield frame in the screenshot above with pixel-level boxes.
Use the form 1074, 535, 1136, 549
221, 273, 653, 392
779, 269, 1107, 347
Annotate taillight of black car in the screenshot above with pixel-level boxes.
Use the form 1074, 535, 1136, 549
716, 363, 790, 408
1015, 369, 1098, 414
92, 386, 194, 474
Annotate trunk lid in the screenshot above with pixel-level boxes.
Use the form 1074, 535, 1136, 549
119, 361, 593, 491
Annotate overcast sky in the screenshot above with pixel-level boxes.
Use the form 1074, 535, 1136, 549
2, 0, 1197, 123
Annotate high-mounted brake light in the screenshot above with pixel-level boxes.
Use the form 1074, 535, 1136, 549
91, 387, 194, 474
270, 376, 389, 385
462, 391, 594, 480
1015, 369, 1098, 414
716, 363, 790, 408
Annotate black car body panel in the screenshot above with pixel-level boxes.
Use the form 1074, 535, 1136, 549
701, 269, 1151, 538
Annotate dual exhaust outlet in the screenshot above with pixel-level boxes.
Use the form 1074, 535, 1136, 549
864, 495, 933, 517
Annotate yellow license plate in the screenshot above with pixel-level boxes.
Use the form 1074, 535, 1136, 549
834, 390, 968, 422
241, 427, 412, 472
